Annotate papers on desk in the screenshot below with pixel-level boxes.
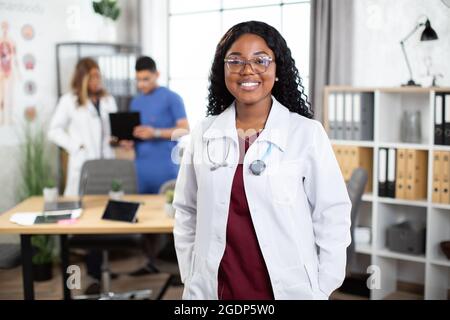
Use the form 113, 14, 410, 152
9, 212, 39, 226
70, 208, 82, 219
9, 209, 83, 226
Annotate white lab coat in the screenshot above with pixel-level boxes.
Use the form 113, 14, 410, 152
173, 96, 352, 300
48, 93, 117, 196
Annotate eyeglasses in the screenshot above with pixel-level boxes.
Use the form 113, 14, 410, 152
224, 56, 273, 74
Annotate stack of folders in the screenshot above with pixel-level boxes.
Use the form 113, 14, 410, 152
397, 149, 428, 200
434, 93, 450, 145
378, 148, 396, 198
332, 145, 373, 193
327, 92, 374, 141
432, 151, 450, 204
379, 148, 428, 200
97, 54, 137, 96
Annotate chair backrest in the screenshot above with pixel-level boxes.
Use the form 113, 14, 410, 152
158, 179, 177, 195
79, 159, 138, 195
346, 168, 368, 267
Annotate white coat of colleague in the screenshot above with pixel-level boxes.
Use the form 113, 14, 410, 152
48, 57, 118, 196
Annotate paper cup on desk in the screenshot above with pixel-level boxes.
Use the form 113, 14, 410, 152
109, 190, 124, 201
43, 187, 58, 203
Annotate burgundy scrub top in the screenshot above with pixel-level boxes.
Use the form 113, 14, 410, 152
217, 132, 274, 300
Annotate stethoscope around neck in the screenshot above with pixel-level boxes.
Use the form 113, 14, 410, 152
206, 137, 273, 176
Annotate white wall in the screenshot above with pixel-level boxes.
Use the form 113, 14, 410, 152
140, 0, 169, 86
0, 0, 139, 221
352, 0, 450, 87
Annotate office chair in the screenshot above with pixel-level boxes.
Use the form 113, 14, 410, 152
69, 159, 151, 300
346, 167, 369, 267
334, 167, 369, 299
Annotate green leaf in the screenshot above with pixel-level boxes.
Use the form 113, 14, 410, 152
92, 0, 121, 21
165, 189, 174, 204
31, 235, 54, 265
111, 179, 123, 192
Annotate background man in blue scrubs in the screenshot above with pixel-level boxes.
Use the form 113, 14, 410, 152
121, 56, 189, 193
120, 56, 189, 275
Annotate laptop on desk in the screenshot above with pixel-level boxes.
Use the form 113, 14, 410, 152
43, 172, 88, 212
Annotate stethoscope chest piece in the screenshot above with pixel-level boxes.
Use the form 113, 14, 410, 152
249, 159, 266, 176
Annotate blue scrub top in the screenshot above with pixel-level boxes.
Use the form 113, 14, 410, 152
130, 86, 187, 194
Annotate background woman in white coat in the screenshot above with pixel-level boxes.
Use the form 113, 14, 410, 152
48, 57, 117, 196
48, 58, 118, 293
173, 21, 352, 300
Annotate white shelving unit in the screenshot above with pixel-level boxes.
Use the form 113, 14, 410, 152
324, 86, 450, 300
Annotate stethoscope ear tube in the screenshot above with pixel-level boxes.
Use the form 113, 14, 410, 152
207, 138, 273, 175
210, 162, 228, 171
207, 138, 230, 171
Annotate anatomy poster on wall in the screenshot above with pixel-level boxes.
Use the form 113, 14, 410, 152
0, 0, 121, 146
0, 0, 47, 146
0, 20, 20, 127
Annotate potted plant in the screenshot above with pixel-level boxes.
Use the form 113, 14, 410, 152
164, 189, 176, 218
92, 0, 121, 42
93, 0, 121, 21
17, 114, 57, 281
109, 179, 124, 200
31, 235, 55, 281
43, 179, 58, 203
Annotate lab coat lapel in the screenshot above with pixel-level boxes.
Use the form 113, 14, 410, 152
203, 103, 238, 145
201, 103, 240, 225
243, 96, 290, 176
256, 96, 290, 152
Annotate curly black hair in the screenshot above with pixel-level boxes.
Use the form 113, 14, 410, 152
207, 20, 313, 119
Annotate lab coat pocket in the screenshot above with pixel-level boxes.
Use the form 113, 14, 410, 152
279, 265, 314, 300
183, 254, 212, 300
71, 147, 87, 172
182, 252, 197, 300
268, 160, 303, 206
283, 283, 315, 300
304, 261, 328, 300
184, 272, 212, 300
312, 290, 329, 300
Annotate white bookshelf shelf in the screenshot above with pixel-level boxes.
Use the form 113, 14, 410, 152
377, 197, 428, 208
355, 243, 373, 255
331, 140, 375, 148
430, 259, 450, 268
376, 248, 427, 263
431, 203, 450, 210
324, 86, 450, 300
431, 145, 450, 152
378, 142, 429, 150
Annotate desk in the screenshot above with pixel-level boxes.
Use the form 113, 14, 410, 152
0, 195, 174, 300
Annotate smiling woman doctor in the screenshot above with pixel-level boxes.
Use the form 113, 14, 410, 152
173, 21, 351, 300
